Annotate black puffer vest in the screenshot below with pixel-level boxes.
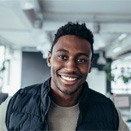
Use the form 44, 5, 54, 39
6, 78, 119, 131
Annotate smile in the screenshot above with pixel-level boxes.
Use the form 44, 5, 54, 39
60, 76, 78, 81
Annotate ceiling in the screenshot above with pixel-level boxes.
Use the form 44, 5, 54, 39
0, 0, 131, 59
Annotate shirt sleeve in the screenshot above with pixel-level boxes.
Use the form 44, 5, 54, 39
0, 96, 11, 131
117, 108, 130, 131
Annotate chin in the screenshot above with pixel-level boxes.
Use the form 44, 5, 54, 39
58, 85, 81, 95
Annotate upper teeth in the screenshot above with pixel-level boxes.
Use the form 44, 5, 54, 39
61, 76, 77, 81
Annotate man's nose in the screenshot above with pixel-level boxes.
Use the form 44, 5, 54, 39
65, 59, 77, 72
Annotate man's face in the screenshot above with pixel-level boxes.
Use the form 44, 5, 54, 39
47, 35, 92, 96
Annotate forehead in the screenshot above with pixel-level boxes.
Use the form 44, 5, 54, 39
52, 35, 92, 53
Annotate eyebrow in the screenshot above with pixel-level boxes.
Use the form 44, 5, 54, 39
77, 53, 90, 58
56, 49, 69, 53
56, 49, 90, 57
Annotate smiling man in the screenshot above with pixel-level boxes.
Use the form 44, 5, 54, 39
5, 22, 129, 131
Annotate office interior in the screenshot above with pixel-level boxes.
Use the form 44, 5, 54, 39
0, 0, 131, 129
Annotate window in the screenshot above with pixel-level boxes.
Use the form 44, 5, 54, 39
0, 45, 5, 88
111, 59, 131, 94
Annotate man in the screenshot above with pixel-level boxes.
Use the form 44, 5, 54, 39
5, 22, 129, 130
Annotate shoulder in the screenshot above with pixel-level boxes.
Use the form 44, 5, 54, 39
13, 83, 43, 99
81, 84, 117, 112
7, 78, 51, 112
81, 82, 114, 106
7, 83, 43, 112
89, 88, 111, 103
83, 87, 118, 114
89, 89, 117, 113
20, 83, 43, 94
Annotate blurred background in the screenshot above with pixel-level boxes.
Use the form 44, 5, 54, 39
0, 0, 131, 125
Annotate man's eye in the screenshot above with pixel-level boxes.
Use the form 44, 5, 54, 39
58, 55, 67, 60
77, 59, 88, 63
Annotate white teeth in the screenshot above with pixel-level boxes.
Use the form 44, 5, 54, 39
61, 76, 77, 81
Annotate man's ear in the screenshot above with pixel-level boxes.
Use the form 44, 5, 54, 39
47, 51, 52, 67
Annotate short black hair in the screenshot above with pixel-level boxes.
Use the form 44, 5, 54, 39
50, 22, 94, 57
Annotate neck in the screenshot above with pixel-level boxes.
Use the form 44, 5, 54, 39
50, 88, 82, 107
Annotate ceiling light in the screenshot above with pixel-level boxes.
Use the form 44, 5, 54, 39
117, 33, 127, 41
113, 47, 122, 53
21, 0, 34, 10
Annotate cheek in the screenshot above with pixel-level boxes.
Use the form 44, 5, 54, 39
86, 62, 92, 73
80, 65, 91, 74
50, 60, 61, 75
52, 56, 64, 69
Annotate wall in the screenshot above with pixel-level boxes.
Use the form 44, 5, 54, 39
21, 51, 50, 88
87, 68, 106, 95
86, 53, 107, 95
